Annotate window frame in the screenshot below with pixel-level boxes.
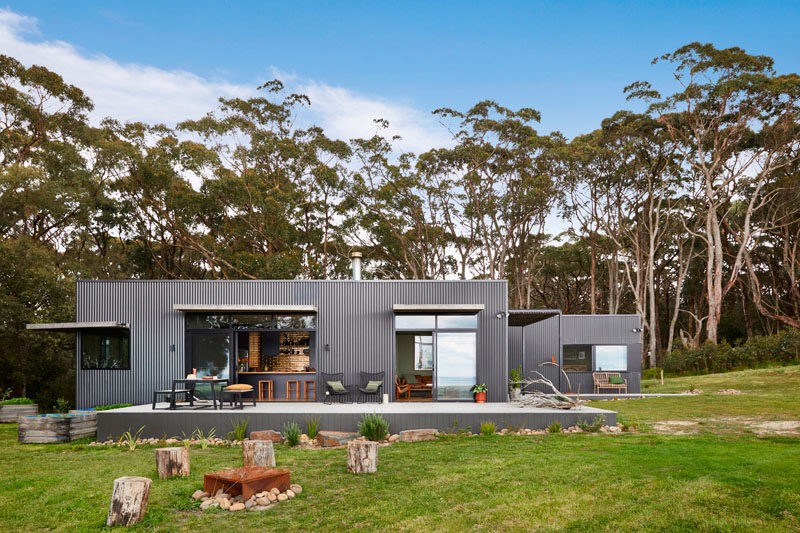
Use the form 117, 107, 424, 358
80, 329, 131, 370
593, 344, 628, 372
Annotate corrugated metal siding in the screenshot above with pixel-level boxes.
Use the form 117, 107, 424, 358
508, 327, 523, 374
522, 315, 561, 393
561, 315, 641, 346
76, 280, 508, 408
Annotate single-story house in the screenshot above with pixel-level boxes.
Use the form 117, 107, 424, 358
27, 255, 642, 408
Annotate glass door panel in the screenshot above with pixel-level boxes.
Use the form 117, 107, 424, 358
435, 332, 476, 400
189, 332, 231, 399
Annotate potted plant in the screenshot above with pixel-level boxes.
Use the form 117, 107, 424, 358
509, 366, 523, 401
471, 384, 488, 403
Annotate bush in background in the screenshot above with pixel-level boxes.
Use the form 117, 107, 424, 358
662, 329, 800, 376
358, 413, 389, 441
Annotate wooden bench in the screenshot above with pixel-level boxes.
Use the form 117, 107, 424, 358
592, 372, 627, 394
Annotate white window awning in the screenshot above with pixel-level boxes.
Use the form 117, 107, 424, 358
392, 304, 485, 313
26, 321, 129, 332
172, 304, 317, 313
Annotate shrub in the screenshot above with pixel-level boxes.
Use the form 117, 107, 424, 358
439, 418, 471, 438
662, 329, 800, 376
94, 404, 133, 411
283, 421, 302, 447
0, 397, 34, 405
54, 398, 71, 413
227, 417, 250, 442
118, 426, 145, 451
305, 416, 320, 440
547, 422, 562, 434
192, 427, 217, 449
358, 413, 389, 441
577, 415, 605, 433
479, 421, 497, 436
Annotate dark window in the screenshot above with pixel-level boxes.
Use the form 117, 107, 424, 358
230, 314, 273, 329
186, 314, 230, 329
274, 314, 316, 329
81, 330, 130, 370
563, 344, 592, 372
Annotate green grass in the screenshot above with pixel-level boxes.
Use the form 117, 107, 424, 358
0, 366, 798, 531
591, 365, 800, 432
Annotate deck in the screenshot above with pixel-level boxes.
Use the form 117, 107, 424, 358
96, 401, 617, 439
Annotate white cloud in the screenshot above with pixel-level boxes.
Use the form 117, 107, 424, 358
0, 8, 449, 153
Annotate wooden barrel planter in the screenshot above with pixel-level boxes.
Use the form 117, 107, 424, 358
0, 404, 38, 423
18, 414, 97, 444
68, 409, 97, 437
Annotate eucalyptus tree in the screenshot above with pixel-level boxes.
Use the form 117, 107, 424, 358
343, 122, 454, 279
627, 42, 800, 343
421, 101, 561, 306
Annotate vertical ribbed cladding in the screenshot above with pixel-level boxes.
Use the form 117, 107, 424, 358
520, 315, 561, 393
75, 279, 509, 407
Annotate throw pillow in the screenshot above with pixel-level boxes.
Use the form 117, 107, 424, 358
327, 380, 346, 392
365, 380, 382, 392
608, 376, 624, 385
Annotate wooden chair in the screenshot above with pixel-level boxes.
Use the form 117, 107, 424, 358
592, 372, 628, 394
303, 380, 316, 401
258, 380, 273, 401
286, 380, 300, 400
395, 374, 411, 401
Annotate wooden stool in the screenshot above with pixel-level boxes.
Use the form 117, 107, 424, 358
286, 380, 300, 400
258, 380, 273, 401
303, 380, 316, 401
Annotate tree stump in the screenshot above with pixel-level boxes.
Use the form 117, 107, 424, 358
106, 476, 152, 527
155, 447, 190, 478
243, 439, 275, 467
347, 440, 378, 474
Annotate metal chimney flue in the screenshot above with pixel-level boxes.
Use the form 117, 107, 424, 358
350, 251, 362, 280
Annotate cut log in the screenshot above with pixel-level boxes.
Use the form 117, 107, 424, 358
347, 440, 378, 474
155, 447, 190, 478
106, 476, 152, 527
243, 439, 275, 467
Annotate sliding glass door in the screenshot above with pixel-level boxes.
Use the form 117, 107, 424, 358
435, 332, 477, 400
188, 332, 231, 379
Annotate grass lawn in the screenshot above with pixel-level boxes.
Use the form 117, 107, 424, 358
1, 366, 799, 532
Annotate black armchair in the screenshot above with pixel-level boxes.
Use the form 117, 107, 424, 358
358, 371, 385, 403
321, 372, 356, 404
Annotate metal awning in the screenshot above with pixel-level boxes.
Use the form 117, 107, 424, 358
508, 309, 561, 327
26, 321, 129, 332
172, 304, 317, 313
392, 304, 485, 313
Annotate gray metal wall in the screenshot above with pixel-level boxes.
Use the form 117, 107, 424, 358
512, 314, 642, 394
521, 315, 562, 393
75, 280, 509, 408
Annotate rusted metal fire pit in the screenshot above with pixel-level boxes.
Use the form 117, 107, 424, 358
203, 466, 290, 501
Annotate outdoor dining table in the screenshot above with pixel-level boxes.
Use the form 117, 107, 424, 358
172, 378, 229, 410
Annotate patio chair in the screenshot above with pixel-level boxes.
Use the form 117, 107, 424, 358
321, 372, 356, 404
152, 381, 195, 410
358, 371, 385, 403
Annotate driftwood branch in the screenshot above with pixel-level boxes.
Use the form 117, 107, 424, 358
512, 362, 585, 409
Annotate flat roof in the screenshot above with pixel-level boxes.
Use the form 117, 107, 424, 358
172, 304, 317, 313
508, 309, 561, 327
26, 321, 129, 332
392, 304, 485, 313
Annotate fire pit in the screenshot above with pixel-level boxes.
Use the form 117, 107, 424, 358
203, 466, 290, 501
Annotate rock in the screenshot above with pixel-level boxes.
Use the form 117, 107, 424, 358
388, 434, 400, 442
499, 428, 508, 434
286, 489, 295, 498
250, 430, 284, 443
256, 497, 269, 506
200, 500, 214, 511
234, 495, 243, 503
270, 487, 280, 496
201, 496, 210, 502
192, 489, 209, 500
166, 438, 178, 444
290, 483, 302, 494
399, 429, 438, 442
245, 500, 254, 509
316, 430, 359, 447
219, 498, 231, 510
267, 492, 277, 502
716, 389, 741, 395
277, 493, 288, 502
215, 489, 225, 497
230, 502, 245, 512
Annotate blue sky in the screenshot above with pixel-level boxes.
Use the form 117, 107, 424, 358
2, 1, 799, 146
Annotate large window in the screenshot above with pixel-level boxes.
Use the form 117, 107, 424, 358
595, 345, 628, 371
436, 332, 477, 400
81, 330, 130, 370
563, 344, 628, 372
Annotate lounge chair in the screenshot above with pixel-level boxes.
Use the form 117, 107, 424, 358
321, 372, 355, 404
358, 371, 385, 403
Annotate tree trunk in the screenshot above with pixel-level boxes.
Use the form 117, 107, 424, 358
347, 440, 378, 474
242, 439, 276, 467
106, 476, 152, 527
155, 447, 190, 479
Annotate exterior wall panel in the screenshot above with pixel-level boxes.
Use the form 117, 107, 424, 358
522, 315, 561, 393
76, 280, 508, 408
